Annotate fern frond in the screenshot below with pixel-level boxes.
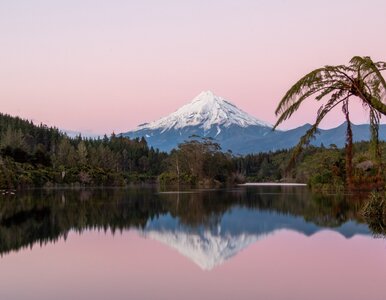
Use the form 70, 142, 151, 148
287, 93, 350, 168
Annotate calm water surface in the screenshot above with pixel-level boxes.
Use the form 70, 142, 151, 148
0, 186, 385, 300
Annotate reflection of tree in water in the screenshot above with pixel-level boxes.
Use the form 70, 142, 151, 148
362, 192, 386, 238
0, 186, 370, 256
0, 187, 165, 256
166, 188, 369, 232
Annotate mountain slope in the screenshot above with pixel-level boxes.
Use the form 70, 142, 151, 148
134, 90, 271, 131
123, 91, 273, 152
122, 91, 386, 154
236, 122, 386, 154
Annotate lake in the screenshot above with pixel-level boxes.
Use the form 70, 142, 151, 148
0, 186, 385, 300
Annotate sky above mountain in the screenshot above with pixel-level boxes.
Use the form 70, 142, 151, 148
1, 0, 386, 135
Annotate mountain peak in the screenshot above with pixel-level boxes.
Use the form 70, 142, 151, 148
193, 90, 215, 99
134, 91, 271, 131
190, 90, 237, 110
191, 90, 222, 103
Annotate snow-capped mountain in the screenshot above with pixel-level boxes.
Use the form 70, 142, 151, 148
135, 90, 271, 132
122, 91, 386, 154
123, 91, 274, 152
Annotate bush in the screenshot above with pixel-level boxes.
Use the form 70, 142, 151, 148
362, 192, 386, 237
159, 172, 197, 186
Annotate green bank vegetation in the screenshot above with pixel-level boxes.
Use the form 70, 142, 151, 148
0, 113, 167, 188
1, 57, 385, 191
274, 56, 386, 190
1, 110, 385, 190
362, 192, 386, 236
236, 141, 386, 191
273, 55, 386, 226
159, 138, 239, 187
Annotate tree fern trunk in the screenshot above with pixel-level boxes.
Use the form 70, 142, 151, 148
343, 100, 353, 190
370, 109, 384, 189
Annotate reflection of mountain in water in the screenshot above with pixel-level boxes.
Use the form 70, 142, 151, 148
0, 186, 372, 264
141, 206, 370, 270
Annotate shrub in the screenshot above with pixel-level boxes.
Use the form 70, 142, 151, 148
362, 192, 386, 237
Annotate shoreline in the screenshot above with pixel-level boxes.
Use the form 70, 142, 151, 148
239, 182, 307, 187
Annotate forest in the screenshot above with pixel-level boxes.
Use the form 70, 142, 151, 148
0, 112, 385, 190
0, 113, 167, 188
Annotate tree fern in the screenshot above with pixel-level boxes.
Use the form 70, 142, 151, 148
274, 56, 386, 188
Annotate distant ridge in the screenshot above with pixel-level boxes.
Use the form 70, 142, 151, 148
122, 91, 386, 154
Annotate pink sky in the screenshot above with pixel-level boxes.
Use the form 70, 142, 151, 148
1, 0, 386, 134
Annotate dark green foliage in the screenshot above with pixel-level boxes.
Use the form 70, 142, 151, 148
234, 149, 289, 182
161, 138, 239, 186
274, 56, 386, 188
0, 146, 51, 166
1, 112, 385, 190
0, 113, 167, 189
1, 146, 30, 163
236, 141, 386, 190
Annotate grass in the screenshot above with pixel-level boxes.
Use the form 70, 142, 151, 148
362, 192, 386, 237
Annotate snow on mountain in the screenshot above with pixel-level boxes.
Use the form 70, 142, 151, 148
141, 229, 261, 271
122, 90, 386, 154
134, 90, 271, 132
122, 90, 276, 152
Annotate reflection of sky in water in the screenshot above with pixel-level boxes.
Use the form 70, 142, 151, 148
0, 187, 384, 300
0, 229, 385, 300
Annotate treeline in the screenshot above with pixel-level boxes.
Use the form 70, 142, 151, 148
235, 142, 386, 190
159, 138, 239, 186
0, 113, 167, 188
0, 113, 243, 189
1, 112, 385, 190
